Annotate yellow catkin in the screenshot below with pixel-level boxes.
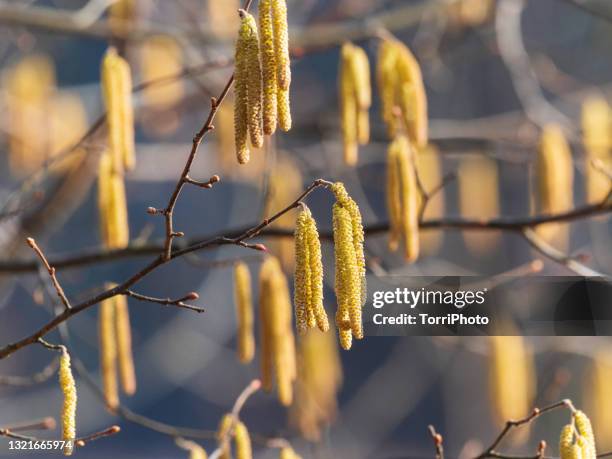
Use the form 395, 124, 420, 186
101, 47, 135, 172
294, 208, 329, 334
377, 40, 400, 137
234, 14, 250, 164
272, 0, 291, 91
217, 414, 233, 459
97, 152, 130, 249
332, 183, 366, 307
290, 329, 342, 442
534, 124, 574, 251
458, 155, 500, 256
108, 0, 135, 35
266, 157, 303, 271
586, 351, 612, 450
574, 410, 596, 458
351, 46, 371, 145
559, 424, 575, 459
114, 294, 136, 395
139, 35, 184, 111
581, 97, 612, 205
188, 444, 208, 459
387, 136, 420, 262
234, 262, 255, 363
49, 92, 88, 173
278, 87, 292, 132
415, 145, 445, 255
245, 13, 264, 148
234, 422, 253, 459
59, 350, 77, 456
5, 54, 56, 176
259, 257, 297, 405
333, 203, 361, 345
259, 0, 278, 135
99, 293, 118, 410
489, 333, 535, 444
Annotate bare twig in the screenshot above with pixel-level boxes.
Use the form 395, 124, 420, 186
0, 418, 56, 432
74, 426, 120, 447
123, 290, 205, 313
0, 356, 59, 386
428, 425, 444, 459
26, 238, 71, 310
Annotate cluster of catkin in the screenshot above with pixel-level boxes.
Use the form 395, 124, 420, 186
99, 284, 136, 410
234, 2, 291, 165
59, 349, 77, 456
217, 414, 252, 459
581, 97, 612, 205
386, 135, 420, 262
294, 206, 329, 334
289, 329, 342, 442
378, 38, 428, 148
339, 42, 371, 165
332, 183, 366, 350
559, 411, 597, 459
534, 124, 574, 251
488, 333, 535, 444
259, 257, 297, 406
234, 261, 255, 363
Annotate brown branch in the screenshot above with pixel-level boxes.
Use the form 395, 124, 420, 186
475, 399, 573, 459
0, 356, 59, 386
428, 425, 444, 459
0, 418, 56, 432
74, 426, 120, 448
26, 238, 71, 310
123, 290, 205, 313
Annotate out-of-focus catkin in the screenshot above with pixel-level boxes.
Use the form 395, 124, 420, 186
188, 444, 207, 459
97, 152, 130, 250
416, 145, 445, 255
5, 54, 56, 176
234, 422, 253, 459
290, 329, 342, 442
386, 135, 420, 262
581, 97, 612, 205
534, 124, 574, 251
99, 292, 119, 410
114, 294, 136, 395
101, 47, 135, 172
217, 414, 233, 459
280, 447, 302, 459
234, 262, 255, 363
59, 350, 77, 456
458, 155, 500, 256
339, 43, 371, 165
109, 0, 135, 35
49, 92, 88, 173
377, 39, 428, 148
586, 351, 612, 450
139, 36, 184, 112
259, 257, 297, 405
294, 207, 328, 334
488, 333, 535, 445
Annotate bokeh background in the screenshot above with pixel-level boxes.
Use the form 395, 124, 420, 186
0, 0, 611, 457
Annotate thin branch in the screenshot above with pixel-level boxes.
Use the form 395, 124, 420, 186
74, 426, 120, 447
428, 425, 444, 459
0, 418, 56, 432
123, 290, 205, 313
0, 356, 59, 386
26, 238, 71, 310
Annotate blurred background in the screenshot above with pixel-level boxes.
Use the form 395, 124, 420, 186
0, 0, 611, 457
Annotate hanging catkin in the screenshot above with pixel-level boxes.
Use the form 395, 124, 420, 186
217, 414, 233, 459
59, 349, 77, 456
534, 124, 574, 251
581, 97, 612, 205
294, 207, 328, 335
234, 262, 255, 363
101, 47, 135, 172
99, 292, 119, 410
234, 11, 263, 163
259, 257, 297, 405
559, 424, 580, 459
377, 38, 428, 147
574, 410, 597, 459
488, 332, 535, 444
280, 447, 302, 459
290, 329, 342, 442
586, 351, 612, 450
234, 422, 253, 459
339, 43, 371, 165
272, 0, 291, 91
114, 294, 136, 395
98, 152, 130, 249
259, 0, 278, 135
386, 135, 420, 262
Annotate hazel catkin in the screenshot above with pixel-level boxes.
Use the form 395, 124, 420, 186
559, 424, 575, 459
272, 0, 291, 91
59, 350, 77, 456
97, 152, 130, 250
581, 97, 612, 205
574, 410, 597, 458
259, 0, 278, 135
234, 262, 255, 363
99, 292, 119, 410
114, 294, 136, 395
234, 421, 253, 459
